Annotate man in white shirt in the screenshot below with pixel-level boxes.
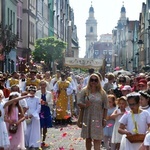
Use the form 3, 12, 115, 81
82, 68, 95, 88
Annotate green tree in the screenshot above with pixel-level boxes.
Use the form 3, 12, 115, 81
33, 37, 67, 70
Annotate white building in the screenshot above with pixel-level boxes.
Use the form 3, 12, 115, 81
85, 4, 97, 58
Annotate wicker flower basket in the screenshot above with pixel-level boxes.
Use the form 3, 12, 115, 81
26, 118, 32, 124
126, 134, 145, 143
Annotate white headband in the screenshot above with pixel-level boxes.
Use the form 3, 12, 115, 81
126, 92, 141, 98
9, 92, 21, 97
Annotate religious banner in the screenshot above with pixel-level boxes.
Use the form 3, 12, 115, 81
64, 57, 103, 68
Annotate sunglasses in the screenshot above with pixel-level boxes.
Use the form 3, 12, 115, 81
90, 78, 98, 82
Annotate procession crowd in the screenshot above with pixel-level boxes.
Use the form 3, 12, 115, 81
0, 68, 150, 150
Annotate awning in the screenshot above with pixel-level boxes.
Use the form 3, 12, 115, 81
64, 57, 103, 68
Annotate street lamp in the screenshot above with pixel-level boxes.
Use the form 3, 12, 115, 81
0, 23, 18, 72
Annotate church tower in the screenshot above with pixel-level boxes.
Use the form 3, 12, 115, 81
119, 2, 127, 25
85, 3, 97, 58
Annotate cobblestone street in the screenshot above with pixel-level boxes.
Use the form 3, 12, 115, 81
43, 122, 106, 150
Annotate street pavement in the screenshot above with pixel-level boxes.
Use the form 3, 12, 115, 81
42, 120, 106, 150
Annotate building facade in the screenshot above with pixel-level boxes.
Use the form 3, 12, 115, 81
48, 0, 54, 36
112, 4, 140, 72
112, 1, 150, 73
0, 0, 79, 73
3, 0, 18, 72
93, 35, 113, 72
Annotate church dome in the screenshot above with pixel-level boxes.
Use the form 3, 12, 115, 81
89, 6, 94, 13
121, 5, 126, 13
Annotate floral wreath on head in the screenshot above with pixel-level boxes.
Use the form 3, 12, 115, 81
139, 90, 150, 99
9, 92, 21, 97
126, 92, 141, 98
27, 85, 37, 92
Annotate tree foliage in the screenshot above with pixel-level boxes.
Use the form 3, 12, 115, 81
33, 37, 67, 68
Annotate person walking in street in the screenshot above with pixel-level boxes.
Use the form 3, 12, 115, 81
53, 72, 73, 124
0, 90, 10, 150
118, 92, 150, 150
103, 73, 115, 94
82, 68, 95, 88
25, 86, 41, 149
139, 90, 150, 113
103, 94, 116, 150
78, 73, 108, 150
138, 90, 150, 150
0, 90, 30, 150
111, 96, 128, 150
6, 72, 19, 90
26, 70, 40, 90
35, 80, 53, 148
5, 92, 30, 150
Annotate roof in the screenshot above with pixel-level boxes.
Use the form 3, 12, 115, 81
94, 42, 113, 51
121, 5, 126, 13
89, 6, 94, 13
128, 21, 136, 31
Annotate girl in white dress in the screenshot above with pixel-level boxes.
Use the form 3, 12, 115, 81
139, 90, 150, 114
25, 86, 41, 149
0, 90, 9, 150
111, 96, 128, 150
103, 94, 116, 150
138, 90, 150, 150
118, 92, 150, 150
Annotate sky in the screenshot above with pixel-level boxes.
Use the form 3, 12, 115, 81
70, 0, 146, 58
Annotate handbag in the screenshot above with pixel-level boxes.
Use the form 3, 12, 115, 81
77, 108, 84, 128
77, 90, 90, 128
9, 124, 18, 134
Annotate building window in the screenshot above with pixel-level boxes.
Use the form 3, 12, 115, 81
30, 0, 35, 8
103, 50, 107, 55
17, 18, 19, 38
32, 23, 34, 43
10, 10, 12, 25
90, 27, 93, 32
37, 24, 42, 38
8, 8, 10, 25
29, 22, 34, 43
108, 50, 112, 55
20, 19, 22, 39
43, 2, 48, 19
13, 12, 15, 32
